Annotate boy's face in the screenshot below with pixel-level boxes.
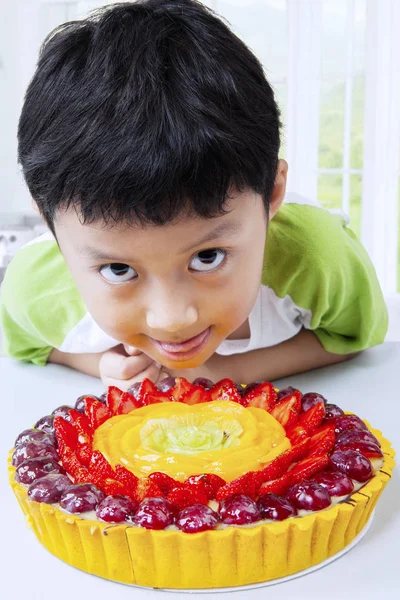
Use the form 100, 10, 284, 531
55, 189, 270, 369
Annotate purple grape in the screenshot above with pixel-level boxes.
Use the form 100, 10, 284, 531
28, 475, 72, 504
301, 392, 327, 412
157, 377, 176, 392
127, 382, 141, 399
310, 471, 354, 497
334, 415, 368, 435
257, 494, 297, 520
334, 440, 383, 458
176, 504, 220, 533
15, 457, 66, 485
324, 404, 345, 420
233, 382, 246, 397
96, 495, 138, 523
51, 405, 73, 421
218, 494, 260, 525
98, 392, 107, 404
193, 378, 214, 390
134, 497, 175, 530
286, 482, 331, 511
34, 415, 55, 434
14, 428, 56, 448
329, 450, 373, 483
336, 429, 381, 448
12, 441, 59, 467
60, 483, 105, 513
243, 381, 263, 395
276, 386, 300, 401
74, 395, 100, 413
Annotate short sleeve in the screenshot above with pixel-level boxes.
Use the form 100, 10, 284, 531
0, 238, 87, 365
263, 204, 388, 354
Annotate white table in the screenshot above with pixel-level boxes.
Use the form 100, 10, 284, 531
2, 344, 399, 600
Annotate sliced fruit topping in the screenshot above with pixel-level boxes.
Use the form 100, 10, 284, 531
324, 404, 345, 420
135, 478, 164, 502
301, 392, 327, 412
133, 497, 175, 530
335, 429, 381, 448
96, 495, 138, 523
60, 447, 91, 483
307, 424, 336, 457
89, 450, 116, 484
157, 377, 177, 392
297, 402, 326, 434
242, 381, 277, 410
289, 455, 329, 484
209, 378, 242, 403
329, 450, 373, 482
12, 441, 60, 468
258, 473, 293, 497
15, 457, 66, 485
27, 474, 72, 504
14, 428, 56, 448
179, 386, 210, 405
34, 415, 55, 434
310, 471, 354, 496
257, 493, 297, 520
68, 410, 93, 443
333, 415, 368, 435
169, 377, 193, 402
185, 474, 226, 500
276, 386, 300, 401
269, 391, 302, 428
84, 397, 112, 429
74, 395, 101, 414
54, 416, 78, 451
59, 483, 105, 513
52, 405, 73, 422
216, 472, 256, 502
286, 423, 309, 444
176, 504, 220, 533
167, 484, 208, 510
107, 386, 125, 414
286, 481, 331, 511
114, 464, 139, 492
148, 471, 181, 495
218, 494, 261, 525
334, 440, 383, 459
192, 377, 214, 390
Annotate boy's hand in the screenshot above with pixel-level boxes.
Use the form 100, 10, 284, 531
99, 344, 166, 391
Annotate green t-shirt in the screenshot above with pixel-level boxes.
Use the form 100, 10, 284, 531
0, 196, 388, 365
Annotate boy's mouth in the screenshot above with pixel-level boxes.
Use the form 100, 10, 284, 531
150, 327, 211, 361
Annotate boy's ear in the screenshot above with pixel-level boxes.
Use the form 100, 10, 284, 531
269, 159, 288, 219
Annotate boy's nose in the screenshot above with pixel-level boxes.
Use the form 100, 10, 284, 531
145, 291, 198, 333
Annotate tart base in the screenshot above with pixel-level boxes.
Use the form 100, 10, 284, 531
9, 427, 395, 590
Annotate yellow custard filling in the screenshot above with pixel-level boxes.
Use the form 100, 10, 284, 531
93, 400, 291, 481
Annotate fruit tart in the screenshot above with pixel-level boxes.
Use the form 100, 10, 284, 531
8, 377, 395, 589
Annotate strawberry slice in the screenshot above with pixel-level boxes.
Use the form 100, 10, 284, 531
242, 382, 277, 410
269, 391, 302, 428
85, 397, 112, 429
68, 409, 93, 444
106, 386, 125, 414
297, 402, 326, 434
76, 443, 93, 466
149, 472, 181, 494
135, 478, 164, 502
255, 451, 294, 486
101, 478, 128, 496
136, 379, 159, 406
60, 447, 90, 483
54, 416, 78, 451
215, 472, 257, 502
180, 386, 210, 405
89, 450, 115, 484
116, 391, 139, 414
170, 377, 196, 402
167, 485, 208, 510
209, 378, 243, 403
308, 424, 336, 457
258, 473, 292, 496
185, 474, 226, 499
114, 464, 139, 494
289, 437, 311, 462
142, 391, 172, 405
286, 423, 309, 444
289, 455, 329, 484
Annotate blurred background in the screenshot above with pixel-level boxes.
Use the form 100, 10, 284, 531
1, 0, 399, 337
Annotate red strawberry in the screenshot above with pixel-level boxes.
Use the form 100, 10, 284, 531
135, 478, 164, 502
170, 378, 195, 402
137, 379, 159, 406
258, 473, 292, 496
106, 386, 125, 414
54, 416, 78, 451
298, 402, 326, 434
269, 392, 302, 428
60, 447, 90, 483
101, 478, 128, 496
116, 391, 138, 414
308, 424, 336, 457
215, 472, 257, 502
85, 397, 112, 429
286, 423, 309, 444
289, 455, 329, 484
255, 451, 295, 486
180, 386, 210, 405
68, 410, 93, 444
209, 378, 242, 403
114, 464, 139, 494
76, 443, 93, 466
289, 437, 311, 462
142, 391, 172, 405
185, 473, 226, 499
88, 450, 115, 484
149, 472, 181, 494
242, 382, 277, 410
167, 485, 208, 510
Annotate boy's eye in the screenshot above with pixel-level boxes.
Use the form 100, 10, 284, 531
100, 263, 137, 283
189, 249, 226, 272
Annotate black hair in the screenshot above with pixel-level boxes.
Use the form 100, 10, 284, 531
18, 0, 281, 232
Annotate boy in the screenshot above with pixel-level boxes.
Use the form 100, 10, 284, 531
0, 0, 387, 390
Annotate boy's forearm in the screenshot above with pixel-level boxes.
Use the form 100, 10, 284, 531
190, 329, 359, 385
48, 348, 102, 378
